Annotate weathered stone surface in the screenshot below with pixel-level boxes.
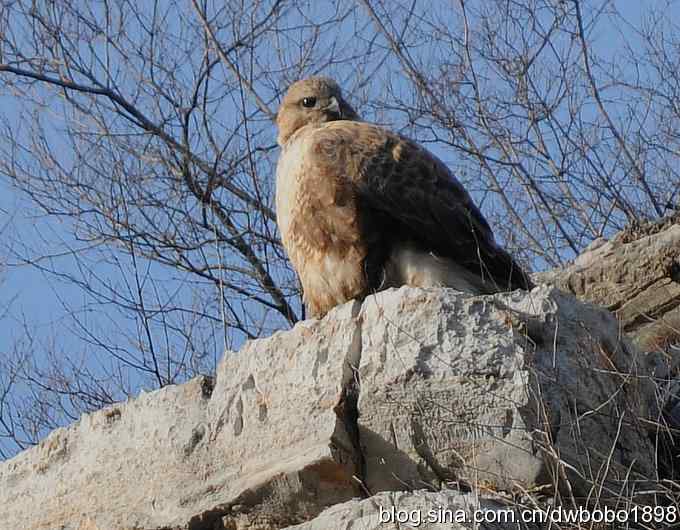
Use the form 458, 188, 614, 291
204, 299, 363, 528
0, 300, 363, 530
0, 285, 659, 529
284, 489, 539, 529
533, 217, 680, 483
0, 377, 212, 530
356, 286, 655, 501
536, 213, 680, 352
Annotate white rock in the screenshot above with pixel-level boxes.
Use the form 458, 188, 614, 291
0, 301, 364, 529
356, 286, 655, 500
0, 286, 656, 529
284, 489, 539, 530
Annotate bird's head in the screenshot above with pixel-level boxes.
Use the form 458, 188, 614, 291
276, 76, 359, 146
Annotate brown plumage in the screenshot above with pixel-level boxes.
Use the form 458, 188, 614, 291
275, 76, 533, 318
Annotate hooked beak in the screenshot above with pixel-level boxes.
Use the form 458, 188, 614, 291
325, 96, 341, 118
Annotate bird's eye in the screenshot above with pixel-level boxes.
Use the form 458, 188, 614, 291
301, 97, 317, 108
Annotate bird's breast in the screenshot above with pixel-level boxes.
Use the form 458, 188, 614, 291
275, 138, 308, 240
276, 133, 363, 252
275, 132, 369, 316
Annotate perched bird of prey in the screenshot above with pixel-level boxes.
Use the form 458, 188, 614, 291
275, 76, 533, 318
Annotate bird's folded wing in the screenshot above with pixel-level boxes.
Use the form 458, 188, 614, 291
306, 120, 533, 290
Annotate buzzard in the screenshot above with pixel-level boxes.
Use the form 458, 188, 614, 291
275, 76, 532, 318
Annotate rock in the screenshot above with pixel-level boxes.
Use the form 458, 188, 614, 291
356, 286, 655, 502
536, 213, 680, 353
535, 215, 680, 483
202, 299, 363, 528
0, 300, 364, 530
0, 377, 214, 530
283, 489, 539, 529
0, 286, 658, 529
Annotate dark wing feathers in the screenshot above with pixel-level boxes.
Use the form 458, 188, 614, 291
309, 121, 533, 291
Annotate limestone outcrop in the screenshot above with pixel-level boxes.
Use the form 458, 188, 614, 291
536, 213, 680, 353
287, 490, 541, 530
536, 215, 680, 483
0, 282, 659, 529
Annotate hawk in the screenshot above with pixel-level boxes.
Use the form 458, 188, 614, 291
275, 76, 533, 318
